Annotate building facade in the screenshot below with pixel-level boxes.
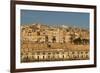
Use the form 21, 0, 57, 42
21, 23, 89, 62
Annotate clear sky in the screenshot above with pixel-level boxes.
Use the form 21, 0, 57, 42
21, 9, 90, 28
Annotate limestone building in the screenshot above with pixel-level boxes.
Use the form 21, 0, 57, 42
21, 23, 89, 62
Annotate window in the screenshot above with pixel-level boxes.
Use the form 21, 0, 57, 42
81, 51, 83, 54
56, 52, 59, 54
72, 51, 75, 54
48, 52, 51, 55
85, 51, 88, 54
42, 52, 45, 55
52, 36, 56, 43
37, 32, 40, 36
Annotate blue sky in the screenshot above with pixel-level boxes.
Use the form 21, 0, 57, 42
21, 10, 90, 28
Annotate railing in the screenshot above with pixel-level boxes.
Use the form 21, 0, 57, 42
21, 50, 89, 62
